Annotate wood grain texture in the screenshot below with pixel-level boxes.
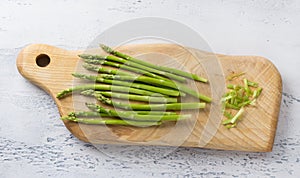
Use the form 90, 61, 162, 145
16, 44, 282, 152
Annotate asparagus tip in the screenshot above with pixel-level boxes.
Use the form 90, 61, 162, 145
61, 116, 75, 121
71, 73, 79, 77
68, 112, 76, 117
56, 92, 66, 99
78, 54, 89, 58
81, 90, 95, 96
100, 44, 114, 53
72, 73, 86, 80
85, 102, 95, 108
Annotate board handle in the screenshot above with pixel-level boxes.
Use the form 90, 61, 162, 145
16, 44, 80, 96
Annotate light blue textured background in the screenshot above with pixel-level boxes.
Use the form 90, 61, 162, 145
0, 0, 299, 177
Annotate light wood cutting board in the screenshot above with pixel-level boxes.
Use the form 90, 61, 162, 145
16, 44, 282, 152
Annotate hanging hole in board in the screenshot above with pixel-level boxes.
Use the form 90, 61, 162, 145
36, 54, 50, 67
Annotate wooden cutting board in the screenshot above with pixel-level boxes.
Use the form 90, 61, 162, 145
16, 44, 282, 152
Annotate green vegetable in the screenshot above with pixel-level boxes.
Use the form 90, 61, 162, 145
222, 107, 244, 125
83, 91, 206, 111
70, 110, 178, 117
79, 54, 186, 82
85, 103, 191, 121
100, 44, 208, 82
62, 116, 162, 126
100, 74, 211, 102
252, 87, 262, 98
82, 60, 168, 80
82, 63, 131, 76
56, 84, 157, 99
247, 80, 259, 87
72, 73, 180, 97
222, 76, 263, 128
99, 91, 178, 103
57, 43, 212, 126
226, 72, 245, 81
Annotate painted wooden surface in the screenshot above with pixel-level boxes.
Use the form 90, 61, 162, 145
1, 0, 300, 177
16, 43, 282, 152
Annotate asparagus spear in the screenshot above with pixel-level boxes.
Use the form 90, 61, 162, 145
69, 111, 108, 117
132, 111, 178, 115
85, 103, 191, 121
83, 91, 206, 110
56, 84, 157, 99
82, 59, 168, 80
70, 110, 178, 117
82, 63, 131, 76
100, 74, 212, 102
100, 44, 208, 83
99, 91, 177, 103
79, 54, 186, 82
62, 116, 161, 126
72, 73, 180, 97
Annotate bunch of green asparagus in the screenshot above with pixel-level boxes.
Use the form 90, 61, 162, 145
57, 44, 211, 127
